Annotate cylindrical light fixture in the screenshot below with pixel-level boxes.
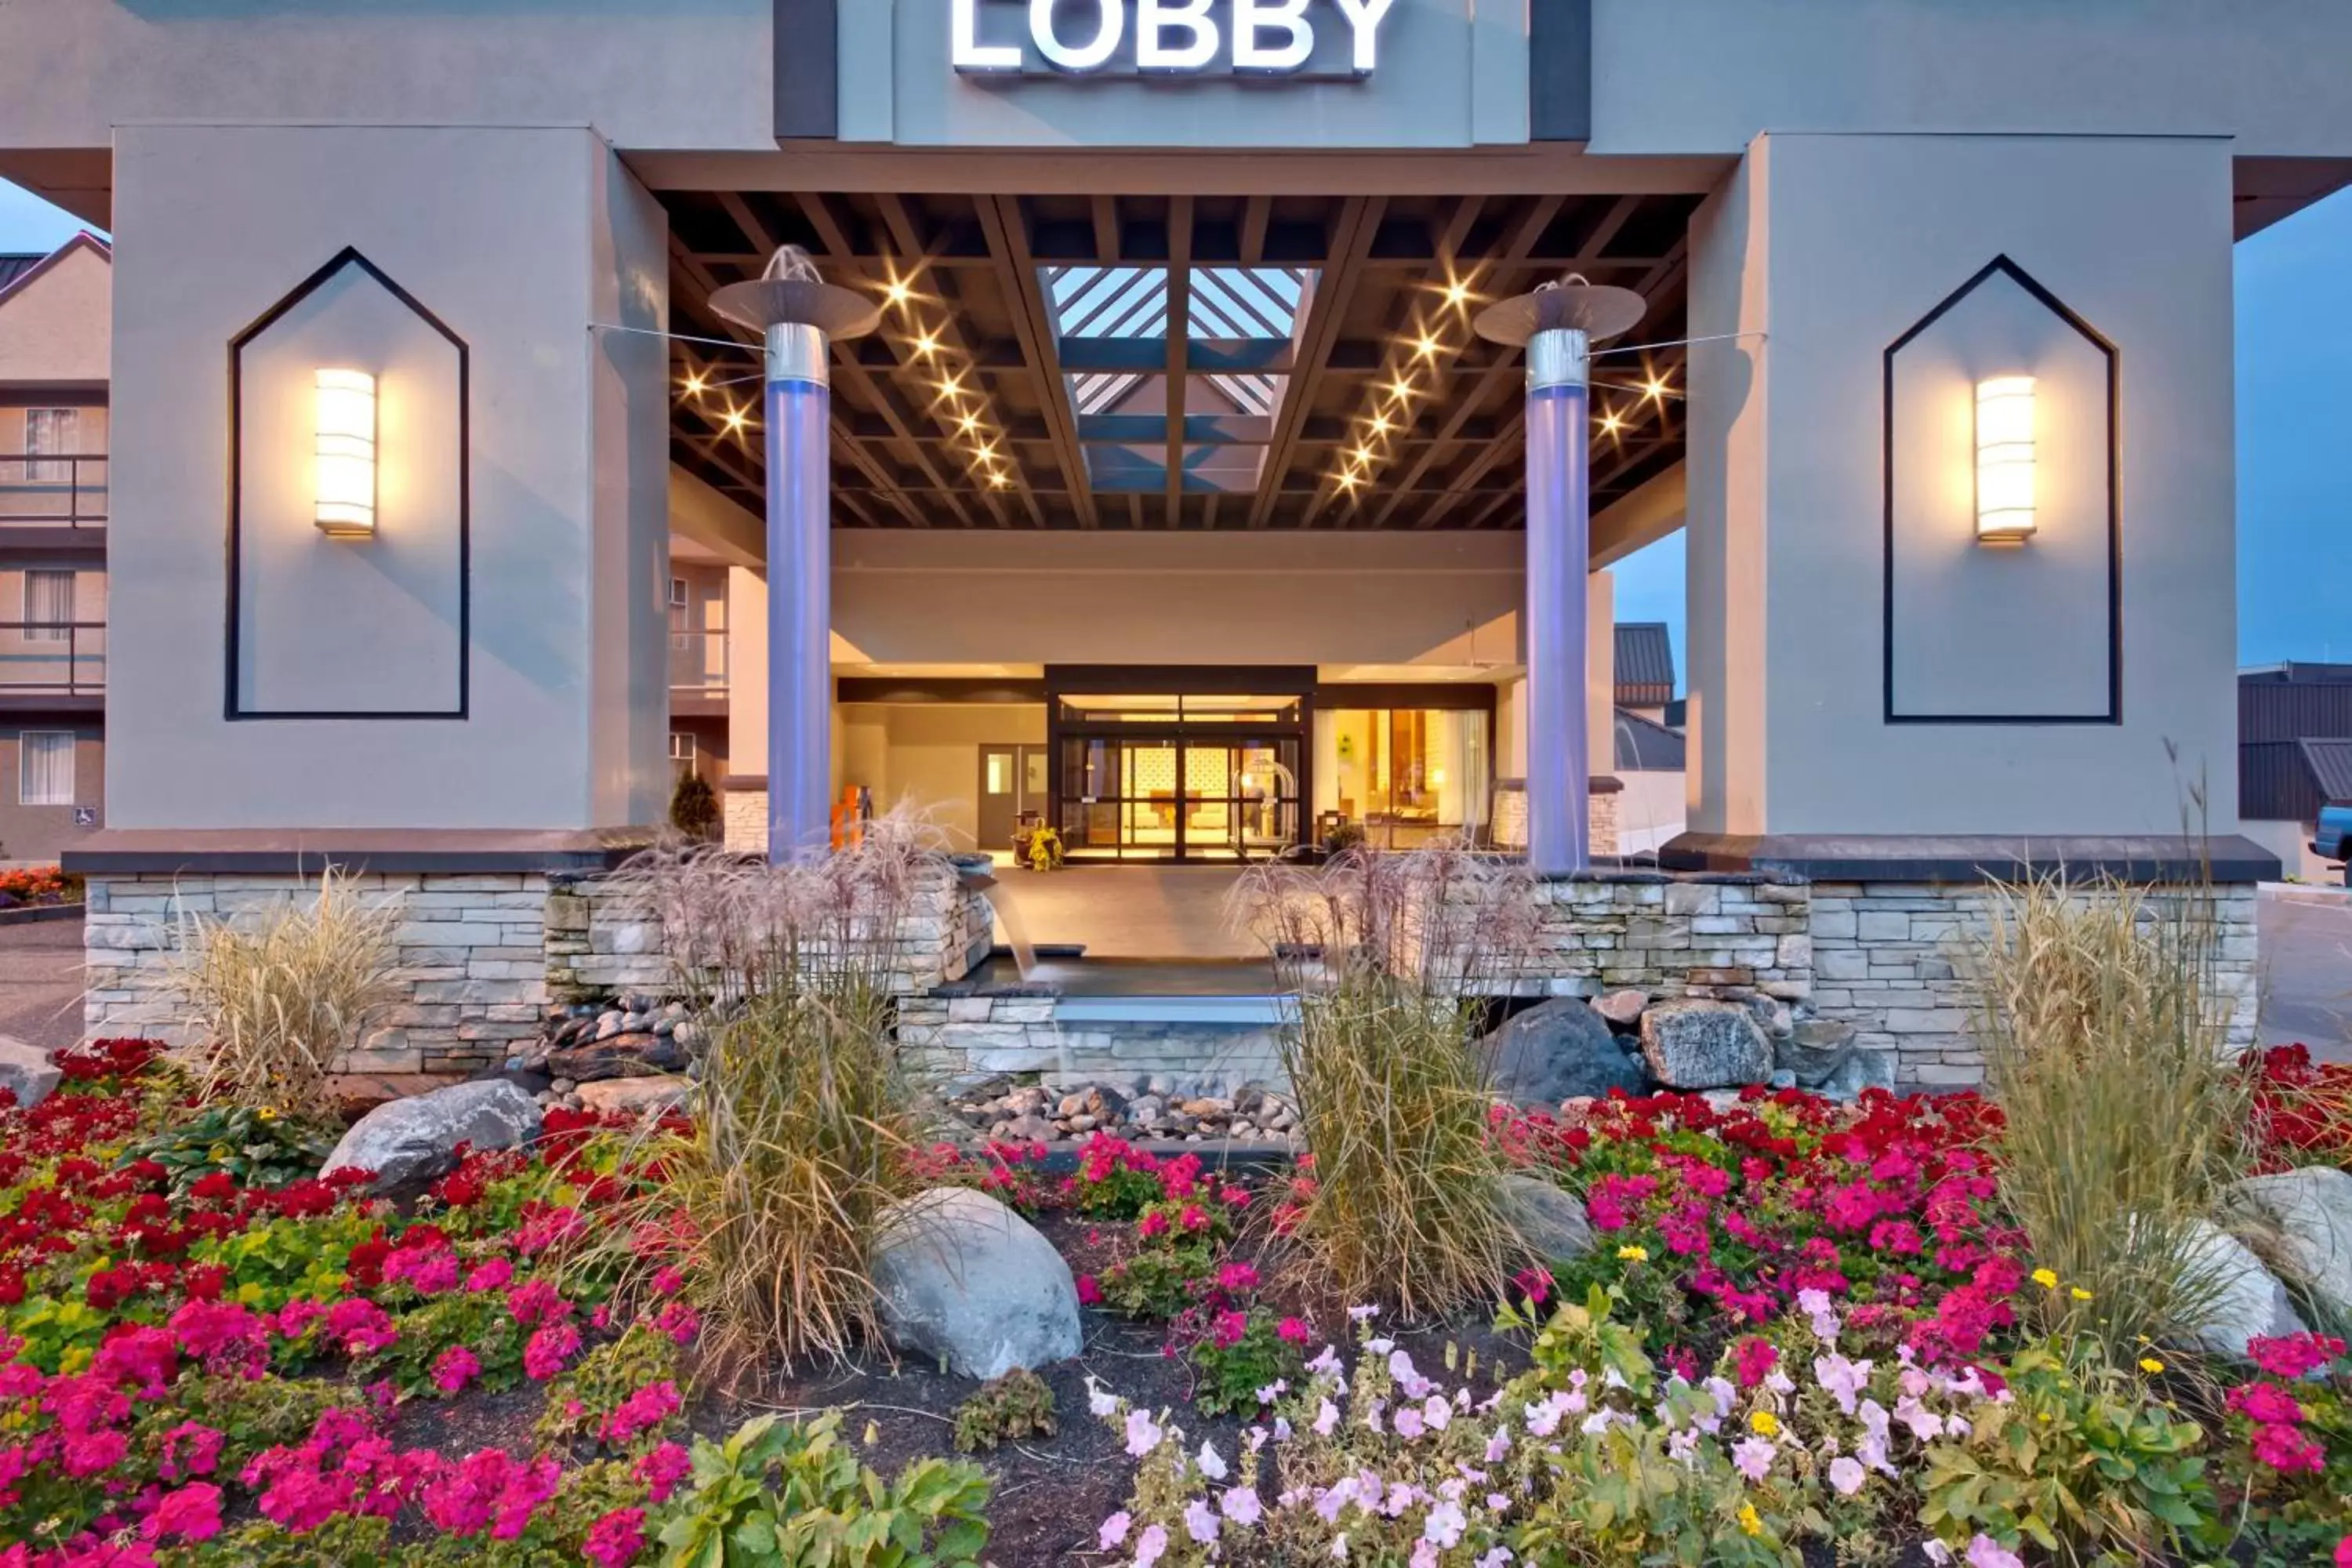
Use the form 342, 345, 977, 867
1974, 375, 2036, 542
314, 368, 378, 536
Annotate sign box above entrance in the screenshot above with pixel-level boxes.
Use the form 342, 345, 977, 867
951, 0, 1396, 81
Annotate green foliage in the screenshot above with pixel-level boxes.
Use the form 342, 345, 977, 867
651, 1410, 991, 1568
118, 1103, 340, 1196
169, 1515, 396, 1567
359, 1287, 526, 1396
1919, 1338, 2212, 1566
670, 770, 721, 840
1096, 1245, 1213, 1320
951, 1367, 1057, 1453
1186, 1308, 1303, 1419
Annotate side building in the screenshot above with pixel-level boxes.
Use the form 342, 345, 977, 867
0, 231, 108, 863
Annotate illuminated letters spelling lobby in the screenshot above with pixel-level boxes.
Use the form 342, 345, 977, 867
3, 0, 2346, 1086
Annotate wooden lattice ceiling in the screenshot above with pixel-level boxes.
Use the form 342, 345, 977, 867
658, 189, 1699, 530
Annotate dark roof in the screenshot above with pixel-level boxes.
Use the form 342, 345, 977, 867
2305, 739, 2352, 807
1613, 706, 1686, 772
0, 256, 42, 294
1615, 622, 1676, 707
0, 232, 111, 312
2241, 662, 2352, 686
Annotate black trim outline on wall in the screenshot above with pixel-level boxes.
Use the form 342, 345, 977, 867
1881, 253, 2122, 727
226, 246, 470, 722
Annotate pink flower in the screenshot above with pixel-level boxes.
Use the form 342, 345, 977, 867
652, 1267, 685, 1297
159, 1422, 225, 1482
430, 1346, 481, 1396
523, 1323, 582, 1381
64, 1429, 130, 1478
1732, 1338, 1777, 1390
1276, 1316, 1312, 1345
655, 1301, 700, 1348
634, 1442, 691, 1503
2252, 1421, 2325, 1475
2334, 1535, 2352, 1568
2227, 1381, 2305, 1427
1098, 1511, 1133, 1550
601, 1381, 683, 1446
1964, 1537, 2025, 1568
505, 1278, 571, 1327
1210, 1309, 1248, 1350
464, 1258, 514, 1294
583, 1506, 647, 1568
2249, 1331, 2345, 1381
143, 1483, 223, 1544
1138, 1210, 1171, 1240
324, 1299, 397, 1356
1076, 1275, 1104, 1306
1178, 1203, 1209, 1232
1216, 1261, 1261, 1295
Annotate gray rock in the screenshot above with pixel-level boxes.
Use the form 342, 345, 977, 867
1485, 997, 1650, 1104
1498, 1173, 1595, 1263
593, 1011, 624, 1040
2176, 1217, 2307, 1361
1057, 1092, 1090, 1118
323, 1080, 543, 1192
1127, 1094, 1167, 1124
1003, 1086, 1049, 1116
1744, 995, 1795, 1039
1639, 1000, 1773, 1090
1592, 989, 1649, 1030
1777, 1019, 1859, 1088
2230, 1167, 2352, 1323
575, 1073, 692, 1118
1085, 1083, 1130, 1122
1004, 1113, 1059, 1142
1768, 1069, 1798, 1091
1817, 1047, 1896, 1102
0, 1036, 60, 1110
873, 1187, 1083, 1378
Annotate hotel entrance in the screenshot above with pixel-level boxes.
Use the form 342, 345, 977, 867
1047, 670, 1307, 862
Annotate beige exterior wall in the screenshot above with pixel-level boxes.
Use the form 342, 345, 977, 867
0, 241, 111, 383
0, 725, 103, 863
837, 702, 1048, 851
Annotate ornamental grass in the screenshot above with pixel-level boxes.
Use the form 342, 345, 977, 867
1973, 873, 2256, 1356
1232, 844, 1542, 1318
575, 818, 942, 1372
166, 866, 403, 1122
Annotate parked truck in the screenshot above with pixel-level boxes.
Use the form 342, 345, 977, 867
2318, 804, 2352, 885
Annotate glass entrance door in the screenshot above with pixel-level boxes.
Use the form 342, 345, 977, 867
1055, 723, 1303, 862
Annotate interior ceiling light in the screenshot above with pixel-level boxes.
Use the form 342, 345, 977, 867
938, 372, 965, 397
884, 276, 914, 307
682, 371, 707, 395
1411, 332, 1442, 359
1599, 408, 1625, 436
1442, 277, 1474, 308
1369, 411, 1394, 435
913, 332, 940, 358
1385, 375, 1416, 402
1643, 375, 1670, 401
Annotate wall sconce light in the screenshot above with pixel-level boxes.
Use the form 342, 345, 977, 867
314, 368, 377, 536
1973, 375, 2036, 542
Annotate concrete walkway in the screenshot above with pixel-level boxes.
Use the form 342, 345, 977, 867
0, 916, 86, 1054
2261, 886, 2352, 1061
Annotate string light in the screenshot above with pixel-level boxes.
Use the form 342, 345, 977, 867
937, 372, 965, 399
1385, 375, 1417, 403
989, 470, 1011, 489
884, 276, 914, 307
1599, 408, 1625, 436
913, 332, 941, 359
1335, 470, 1363, 492
1642, 375, 1670, 401
721, 405, 750, 435
1441, 275, 1474, 309
1369, 411, 1395, 436
1349, 444, 1377, 467
683, 371, 708, 396
956, 411, 983, 435
1411, 332, 1442, 360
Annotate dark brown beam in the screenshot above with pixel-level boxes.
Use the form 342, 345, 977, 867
1240, 195, 1270, 267
978, 194, 1102, 528
1165, 196, 1193, 520
1246, 195, 1382, 528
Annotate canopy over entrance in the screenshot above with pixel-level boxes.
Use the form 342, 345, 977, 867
656, 188, 1696, 534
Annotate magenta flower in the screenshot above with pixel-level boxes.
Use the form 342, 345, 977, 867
144, 1483, 223, 1544
583, 1505, 647, 1568
523, 1323, 582, 1380
430, 1346, 482, 1396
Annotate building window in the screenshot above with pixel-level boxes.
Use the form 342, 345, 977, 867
670, 576, 689, 610
19, 731, 74, 806
669, 731, 698, 780
22, 570, 72, 643
23, 409, 78, 484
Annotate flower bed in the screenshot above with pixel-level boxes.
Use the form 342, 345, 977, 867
4, 1045, 2350, 1564
0, 865, 82, 912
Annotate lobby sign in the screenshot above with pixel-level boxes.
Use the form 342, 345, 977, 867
951, 0, 1397, 79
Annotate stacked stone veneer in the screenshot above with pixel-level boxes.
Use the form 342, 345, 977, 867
85, 873, 554, 1074
84, 862, 994, 1076
897, 993, 1287, 1096
1809, 881, 2261, 1087
84, 863, 2261, 1094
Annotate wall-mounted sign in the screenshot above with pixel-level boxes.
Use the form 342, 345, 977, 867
952, 0, 1397, 80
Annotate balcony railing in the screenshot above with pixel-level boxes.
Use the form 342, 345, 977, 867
669, 627, 727, 695
0, 622, 106, 695
0, 455, 107, 529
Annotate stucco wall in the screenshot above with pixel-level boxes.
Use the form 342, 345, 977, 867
1686, 132, 2240, 837
105, 124, 672, 832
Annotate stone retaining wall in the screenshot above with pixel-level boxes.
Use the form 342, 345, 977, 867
897, 993, 1286, 1096
1442, 870, 1813, 1005
85, 872, 553, 1075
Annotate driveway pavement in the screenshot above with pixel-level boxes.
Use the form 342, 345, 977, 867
0, 916, 86, 1054
2261, 887, 2352, 1061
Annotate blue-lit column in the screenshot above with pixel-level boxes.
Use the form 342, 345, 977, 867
1523, 327, 1592, 875
764, 322, 832, 862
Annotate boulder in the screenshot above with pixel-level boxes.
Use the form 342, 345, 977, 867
544, 1032, 682, 1083
323, 1080, 543, 1192
1498, 1172, 1595, 1264
1639, 1000, 1773, 1090
2176, 1217, 2306, 1360
1592, 989, 1649, 1030
871, 1187, 1082, 1378
575, 1074, 693, 1119
0, 1036, 60, 1110
1817, 1047, 1896, 1102
2230, 1167, 2352, 1322
1484, 998, 1650, 1105
1776, 1019, 1859, 1088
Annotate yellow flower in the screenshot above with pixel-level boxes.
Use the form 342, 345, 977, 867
2031, 1268, 2058, 1290
2139, 1358, 2165, 1374
1617, 1245, 1649, 1263
2070, 1287, 2093, 1301
1749, 1410, 1780, 1438
258, 1106, 279, 1121
1737, 1503, 1764, 1537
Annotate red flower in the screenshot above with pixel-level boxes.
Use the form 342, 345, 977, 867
2251, 1421, 2326, 1475
1076, 1275, 1104, 1306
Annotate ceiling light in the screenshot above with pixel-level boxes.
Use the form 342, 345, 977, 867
721, 405, 750, 434
956, 411, 982, 434
1599, 408, 1624, 436
989, 470, 1011, 489
1385, 376, 1417, 403
1643, 376, 1670, 401
913, 332, 940, 358
1442, 277, 1473, 308
1350, 444, 1376, 467
1369, 412, 1394, 436
884, 276, 914, 307
1335, 470, 1362, 492
938, 372, 965, 398
682, 371, 707, 396
1411, 332, 1442, 360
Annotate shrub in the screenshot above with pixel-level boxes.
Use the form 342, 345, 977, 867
668, 769, 720, 841
1973, 876, 2256, 1353
578, 818, 943, 1370
952, 1368, 1057, 1453
165, 867, 403, 1120
1232, 845, 1542, 1316
118, 1103, 342, 1197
